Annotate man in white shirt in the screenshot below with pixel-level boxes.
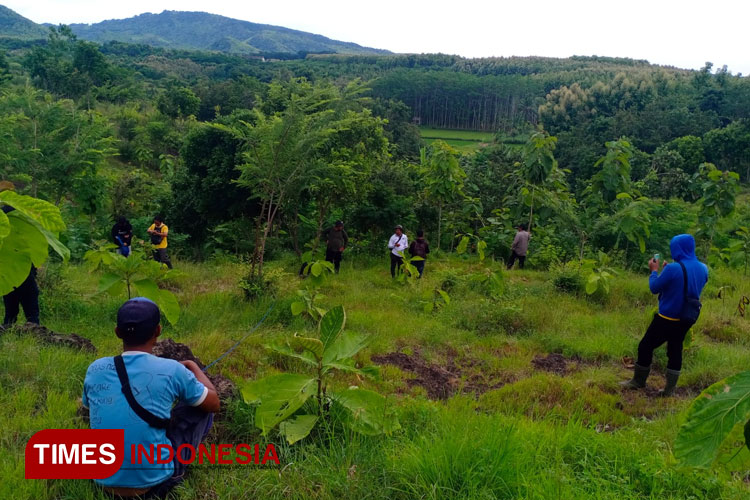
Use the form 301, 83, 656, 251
387, 225, 408, 278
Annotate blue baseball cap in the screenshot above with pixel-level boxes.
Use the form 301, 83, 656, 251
117, 297, 160, 341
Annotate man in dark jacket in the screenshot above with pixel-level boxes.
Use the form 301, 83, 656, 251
408, 230, 430, 278
323, 221, 348, 274
111, 217, 133, 257
622, 234, 708, 396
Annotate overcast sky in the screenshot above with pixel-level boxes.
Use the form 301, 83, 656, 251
6, 0, 749, 74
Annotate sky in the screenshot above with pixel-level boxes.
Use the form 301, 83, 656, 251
5, 0, 749, 74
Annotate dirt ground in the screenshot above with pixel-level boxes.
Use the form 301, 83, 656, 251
10, 322, 97, 352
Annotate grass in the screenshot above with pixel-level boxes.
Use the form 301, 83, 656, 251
419, 127, 528, 153
2, 253, 750, 499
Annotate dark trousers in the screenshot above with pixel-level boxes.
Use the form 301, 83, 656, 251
636, 314, 693, 371
153, 248, 173, 269
325, 249, 343, 273
3, 270, 40, 326
507, 251, 525, 270
139, 403, 214, 499
414, 260, 425, 278
390, 253, 403, 278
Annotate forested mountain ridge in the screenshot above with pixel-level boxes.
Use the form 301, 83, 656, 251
0, 5, 48, 39
0, 5, 389, 55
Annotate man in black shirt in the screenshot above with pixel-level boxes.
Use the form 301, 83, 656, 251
323, 221, 349, 274
111, 217, 133, 257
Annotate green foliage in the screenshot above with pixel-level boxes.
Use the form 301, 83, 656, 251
419, 287, 451, 314
243, 306, 398, 444
584, 251, 617, 298
675, 371, 750, 467
83, 244, 180, 324
0, 189, 69, 295
589, 138, 634, 204
551, 262, 585, 294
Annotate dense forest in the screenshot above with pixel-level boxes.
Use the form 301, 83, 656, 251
0, 25, 749, 275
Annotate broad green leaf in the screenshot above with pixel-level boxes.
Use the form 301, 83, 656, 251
323, 330, 370, 364
98, 273, 123, 294
477, 240, 487, 261
311, 262, 322, 277
157, 289, 180, 325
585, 274, 599, 295
133, 278, 180, 324
291, 301, 306, 316
289, 335, 324, 361
332, 387, 400, 436
265, 342, 317, 366
323, 360, 372, 377
0, 246, 32, 296
7, 209, 69, 261
456, 235, 469, 255
0, 209, 9, 240
7, 213, 49, 267
674, 371, 750, 467
438, 290, 451, 305
279, 414, 318, 445
319, 305, 346, 350
0, 191, 65, 232
241, 374, 316, 434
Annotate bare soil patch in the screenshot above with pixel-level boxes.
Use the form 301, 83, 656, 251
153, 339, 237, 401
9, 323, 96, 352
371, 350, 513, 400
531, 353, 588, 375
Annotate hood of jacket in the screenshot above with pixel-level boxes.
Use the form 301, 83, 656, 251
670, 234, 697, 262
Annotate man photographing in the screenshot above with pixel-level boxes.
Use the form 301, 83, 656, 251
621, 234, 708, 396
82, 298, 219, 498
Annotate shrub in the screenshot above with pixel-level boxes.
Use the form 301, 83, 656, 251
551, 262, 584, 294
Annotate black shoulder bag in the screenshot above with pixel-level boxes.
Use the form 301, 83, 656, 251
113, 355, 171, 429
677, 261, 702, 324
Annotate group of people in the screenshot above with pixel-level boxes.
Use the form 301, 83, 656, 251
320, 221, 530, 279
111, 215, 173, 269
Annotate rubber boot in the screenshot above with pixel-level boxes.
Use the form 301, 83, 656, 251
620, 363, 650, 389
658, 369, 680, 397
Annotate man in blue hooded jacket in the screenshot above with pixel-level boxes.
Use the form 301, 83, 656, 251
622, 234, 708, 396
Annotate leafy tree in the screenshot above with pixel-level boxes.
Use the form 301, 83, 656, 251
84, 245, 180, 324
587, 138, 635, 205
422, 140, 465, 250
696, 163, 740, 258
518, 131, 557, 231
157, 83, 201, 119
0, 86, 116, 208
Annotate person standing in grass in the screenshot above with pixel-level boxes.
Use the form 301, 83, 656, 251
147, 215, 172, 269
323, 220, 348, 274
507, 224, 530, 270
408, 229, 430, 278
388, 225, 408, 278
82, 297, 220, 498
621, 234, 708, 396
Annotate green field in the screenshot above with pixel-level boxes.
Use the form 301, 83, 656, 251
420, 127, 527, 152
2, 255, 750, 499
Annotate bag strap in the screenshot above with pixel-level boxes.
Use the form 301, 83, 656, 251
678, 261, 689, 301
113, 355, 171, 429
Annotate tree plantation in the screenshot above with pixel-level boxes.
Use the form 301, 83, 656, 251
2, 22, 750, 500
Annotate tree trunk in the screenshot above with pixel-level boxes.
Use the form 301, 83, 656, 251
528, 187, 535, 233
437, 202, 442, 252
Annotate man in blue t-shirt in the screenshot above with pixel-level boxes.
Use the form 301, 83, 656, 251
621, 234, 708, 396
82, 298, 220, 498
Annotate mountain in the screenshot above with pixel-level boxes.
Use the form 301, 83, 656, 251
66, 10, 390, 56
0, 5, 48, 39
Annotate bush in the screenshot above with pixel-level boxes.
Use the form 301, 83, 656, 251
239, 266, 287, 301
454, 299, 528, 336
550, 262, 584, 294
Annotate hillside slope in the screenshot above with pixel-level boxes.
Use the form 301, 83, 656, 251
67, 10, 390, 55
0, 5, 48, 39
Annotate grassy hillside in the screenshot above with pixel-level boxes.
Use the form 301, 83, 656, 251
2, 254, 750, 499
420, 127, 527, 153
67, 10, 390, 55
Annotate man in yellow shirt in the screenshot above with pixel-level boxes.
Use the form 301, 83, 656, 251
147, 215, 173, 269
